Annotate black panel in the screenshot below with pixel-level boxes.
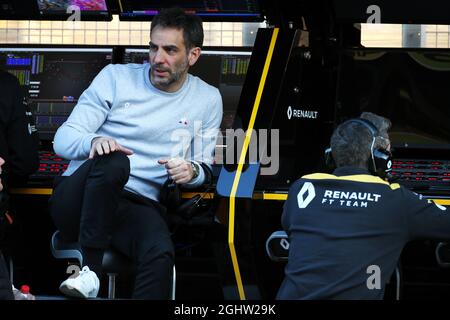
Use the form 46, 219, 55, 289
337, 49, 450, 151
119, 0, 263, 22
0, 0, 39, 19
231, 29, 335, 191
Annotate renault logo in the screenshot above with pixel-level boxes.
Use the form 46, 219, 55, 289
287, 106, 318, 120
297, 182, 316, 208
287, 106, 292, 120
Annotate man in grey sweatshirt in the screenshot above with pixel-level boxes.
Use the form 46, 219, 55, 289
49, 7, 223, 299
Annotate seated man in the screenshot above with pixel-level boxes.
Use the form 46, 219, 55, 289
277, 112, 450, 299
49, 7, 222, 299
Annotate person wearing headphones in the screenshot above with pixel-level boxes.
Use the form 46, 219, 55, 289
277, 112, 450, 299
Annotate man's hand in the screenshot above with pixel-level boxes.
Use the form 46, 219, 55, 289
89, 137, 134, 159
158, 158, 194, 184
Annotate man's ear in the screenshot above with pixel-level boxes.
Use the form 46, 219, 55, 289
188, 47, 201, 66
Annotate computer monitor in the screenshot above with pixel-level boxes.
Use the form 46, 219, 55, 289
336, 48, 450, 152
123, 47, 252, 164
0, 46, 113, 140
119, 0, 263, 22
36, 0, 111, 20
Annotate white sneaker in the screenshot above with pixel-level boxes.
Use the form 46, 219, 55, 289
59, 266, 100, 299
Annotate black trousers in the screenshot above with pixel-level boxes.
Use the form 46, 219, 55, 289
49, 152, 174, 299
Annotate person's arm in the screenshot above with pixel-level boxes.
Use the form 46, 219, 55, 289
404, 188, 450, 240
5, 74, 39, 179
183, 89, 223, 188
53, 65, 116, 160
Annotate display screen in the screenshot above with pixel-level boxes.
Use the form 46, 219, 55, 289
36, 0, 110, 19
337, 49, 450, 150
119, 0, 263, 21
0, 47, 113, 140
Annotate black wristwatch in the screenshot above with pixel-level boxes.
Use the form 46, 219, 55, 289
190, 161, 200, 180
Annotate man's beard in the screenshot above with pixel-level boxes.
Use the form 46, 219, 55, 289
151, 60, 189, 89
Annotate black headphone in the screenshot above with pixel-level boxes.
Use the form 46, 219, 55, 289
325, 118, 392, 177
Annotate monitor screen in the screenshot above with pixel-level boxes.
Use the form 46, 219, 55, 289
0, 47, 113, 140
119, 0, 263, 21
36, 0, 110, 20
336, 49, 450, 151
123, 47, 252, 163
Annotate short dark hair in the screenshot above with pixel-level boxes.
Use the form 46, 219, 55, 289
330, 113, 391, 168
360, 112, 391, 150
151, 7, 204, 50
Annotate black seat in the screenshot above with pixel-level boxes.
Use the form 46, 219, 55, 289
50, 230, 176, 299
265, 230, 402, 300
50, 230, 134, 299
436, 242, 450, 267
265, 230, 290, 262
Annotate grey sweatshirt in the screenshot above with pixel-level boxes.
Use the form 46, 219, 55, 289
54, 63, 223, 201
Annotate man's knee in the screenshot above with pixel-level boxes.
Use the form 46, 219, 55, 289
92, 152, 130, 185
140, 241, 174, 266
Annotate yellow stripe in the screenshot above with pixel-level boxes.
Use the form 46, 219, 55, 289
184, 192, 287, 201
432, 199, 450, 205
228, 28, 279, 300
118, 0, 123, 13
9, 188, 53, 195
7, 189, 286, 201
303, 173, 389, 184
390, 183, 400, 190
303, 173, 401, 189
252, 193, 288, 201
252, 193, 264, 200
175, 192, 288, 201
181, 192, 214, 199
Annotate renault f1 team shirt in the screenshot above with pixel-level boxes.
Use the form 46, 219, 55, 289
277, 166, 450, 299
